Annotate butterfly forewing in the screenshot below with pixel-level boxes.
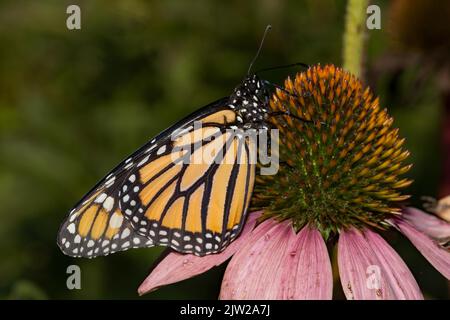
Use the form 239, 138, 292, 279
58, 75, 269, 258
119, 123, 256, 255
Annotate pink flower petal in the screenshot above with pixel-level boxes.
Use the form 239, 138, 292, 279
220, 219, 293, 299
402, 207, 450, 239
138, 211, 262, 295
338, 228, 423, 300
395, 218, 450, 280
279, 226, 333, 300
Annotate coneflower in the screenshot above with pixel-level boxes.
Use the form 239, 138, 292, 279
138, 65, 450, 299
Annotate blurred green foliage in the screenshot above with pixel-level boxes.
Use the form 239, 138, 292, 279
0, 0, 448, 299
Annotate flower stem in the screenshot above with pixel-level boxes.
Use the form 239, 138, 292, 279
342, 0, 368, 79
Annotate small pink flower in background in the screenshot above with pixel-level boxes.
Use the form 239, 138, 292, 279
140, 66, 450, 299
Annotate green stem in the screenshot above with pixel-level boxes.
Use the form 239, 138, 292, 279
343, 0, 368, 79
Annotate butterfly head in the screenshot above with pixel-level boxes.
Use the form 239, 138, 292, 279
230, 74, 270, 128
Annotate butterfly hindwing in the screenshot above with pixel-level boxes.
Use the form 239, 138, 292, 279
57, 179, 154, 258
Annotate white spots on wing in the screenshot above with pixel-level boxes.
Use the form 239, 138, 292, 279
130, 200, 136, 206
139, 227, 146, 233
103, 196, 114, 211
87, 240, 94, 248
159, 238, 168, 243
205, 233, 212, 239
125, 157, 132, 163
157, 145, 166, 155
133, 237, 141, 245
122, 185, 128, 192
175, 125, 193, 138
74, 235, 81, 244
105, 176, 116, 188
132, 216, 139, 223
133, 186, 140, 193
67, 223, 76, 234
61, 238, 67, 244
122, 194, 130, 203
121, 228, 131, 239
111, 243, 117, 250
64, 242, 70, 248
159, 230, 167, 236
73, 248, 78, 254
183, 235, 190, 241
69, 213, 78, 222
102, 240, 110, 247
121, 241, 130, 248
128, 174, 136, 183
173, 232, 181, 238
109, 212, 124, 228
124, 161, 133, 170
195, 245, 201, 252
185, 244, 193, 249
149, 230, 156, 237
125, 209, 132, 215
87, 250, 93, 256
171, 239, 179, 246
137, 155, 150, 167
196, 237, 203, 244
205, 243, 212, 250
95, 193, 107, 203
145, 240, 153, 245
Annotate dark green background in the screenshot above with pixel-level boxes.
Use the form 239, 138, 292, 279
0, 0, 448, 299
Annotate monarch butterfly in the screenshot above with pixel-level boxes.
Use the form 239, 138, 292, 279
57, 26, 305, 258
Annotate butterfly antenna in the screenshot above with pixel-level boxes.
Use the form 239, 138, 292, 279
256, 62, 309, 74
247, 25, 272, 75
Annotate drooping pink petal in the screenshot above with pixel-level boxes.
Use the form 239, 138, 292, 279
395, 218, 450, 280
363, 229, 423, 299
219, 219, 293, 299
138, 211, 262, 295
338, 228, 423, 300
402, 207, 450, 239
279, 226, 333, 300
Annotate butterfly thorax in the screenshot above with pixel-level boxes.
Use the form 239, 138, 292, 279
228, 74, 270, 130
